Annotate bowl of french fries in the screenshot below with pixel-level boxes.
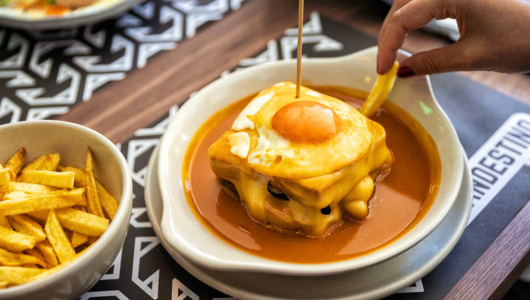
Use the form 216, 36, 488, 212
0, 120, 132, 299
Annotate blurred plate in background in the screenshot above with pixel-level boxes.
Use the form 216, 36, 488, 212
0, 0, 142, 30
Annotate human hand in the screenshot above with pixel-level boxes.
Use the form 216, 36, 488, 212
377, 0, 530, 77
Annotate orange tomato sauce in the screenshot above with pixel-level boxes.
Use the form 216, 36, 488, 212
183, 86, 441, 264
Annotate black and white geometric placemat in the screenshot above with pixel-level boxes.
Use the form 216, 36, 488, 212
0, 0, 245, 124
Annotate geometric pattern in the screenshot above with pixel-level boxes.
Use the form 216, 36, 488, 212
0, 0, 244, 125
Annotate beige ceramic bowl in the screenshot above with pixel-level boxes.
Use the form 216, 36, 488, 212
0, 120, 132, 299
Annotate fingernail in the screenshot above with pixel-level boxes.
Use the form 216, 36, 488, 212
397, 66, 414, 78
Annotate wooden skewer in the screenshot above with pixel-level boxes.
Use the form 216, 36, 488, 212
295, 0, 304, 99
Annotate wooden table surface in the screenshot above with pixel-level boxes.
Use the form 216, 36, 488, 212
57, 0, 530, 299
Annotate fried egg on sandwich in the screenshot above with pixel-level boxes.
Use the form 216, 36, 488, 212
209, 82, 392, 237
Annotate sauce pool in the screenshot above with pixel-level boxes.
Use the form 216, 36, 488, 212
184, 87, 440, 264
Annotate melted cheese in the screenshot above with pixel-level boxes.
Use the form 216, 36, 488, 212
227, 132, 250, 158
232, 93, 273, 130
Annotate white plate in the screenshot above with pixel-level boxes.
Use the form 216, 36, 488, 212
157, 47, 464, 276
146, 144, 472, 300
0, 0, 142, 30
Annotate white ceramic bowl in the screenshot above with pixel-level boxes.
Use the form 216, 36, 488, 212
158, 46, 463, 276
0, 120, 132, 299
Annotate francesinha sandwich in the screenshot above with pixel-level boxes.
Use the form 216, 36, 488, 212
208, 82, 393, 237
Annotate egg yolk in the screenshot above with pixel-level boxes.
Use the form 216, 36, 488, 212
271, 101, 341, 144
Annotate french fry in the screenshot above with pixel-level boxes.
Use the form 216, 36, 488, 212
21, 153, 60, 172
0, 226, 37, 252
3, 182, 58, 195
20, 155, 46, 173
71, 231, 88, 248
35, 241, 58, 267
359, 61, 400, 118
0, 168, 11, 186
67, 206, 88, 247
0, 267, 44, 285
40, 153, 60, 171
70, 205, 88, 248
8, 215, 46, 242
0, 217, 11, 230
18, 171, 74, 189
25, 211, 48, 224
28, 246, 91, 283
3, 191, 27, 201
44, 210, 75, 264
0, 164, 6, 185
0, 281, 8, 289
86, 149, 104, 218
0, 189, 12, 229
4, 148, 25, 179
0, 149, 117, 287
0, 248, 46, 268
97, 183, 119, 221
0, 189, 86, 216
59, 166, 118, 220
55, 208, 109, 237
25, 248, 46, 268
28, 208, 109, 237
58, 166, 85, 188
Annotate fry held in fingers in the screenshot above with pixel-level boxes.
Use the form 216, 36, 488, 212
359, 61, 400, 118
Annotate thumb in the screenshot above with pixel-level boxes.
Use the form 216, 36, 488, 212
397, 42, 471, 78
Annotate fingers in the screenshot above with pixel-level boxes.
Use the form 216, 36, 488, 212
378, 0, 413, 49
397, 42, 471, 77
377, 0, 457, 74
